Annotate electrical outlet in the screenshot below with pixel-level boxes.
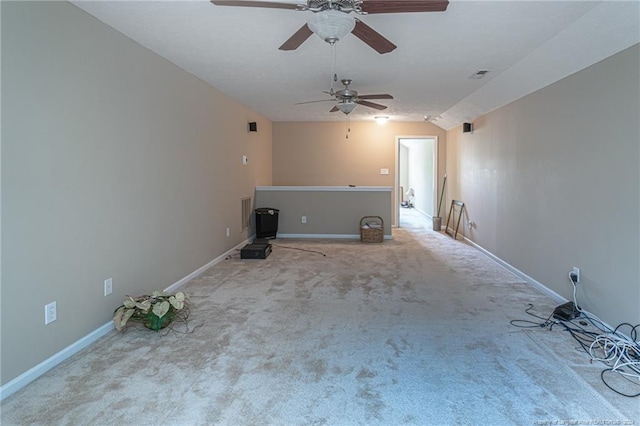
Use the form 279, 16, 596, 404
571, 267, 580, 283
301, 216, 307, 224
226, 227, 230, 237
45, 301, 57, 325
104, 278, 113, 296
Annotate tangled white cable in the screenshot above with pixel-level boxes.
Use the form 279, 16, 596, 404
589, 333, 640, 380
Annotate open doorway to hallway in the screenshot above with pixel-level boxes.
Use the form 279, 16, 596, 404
396, 137, 437, 228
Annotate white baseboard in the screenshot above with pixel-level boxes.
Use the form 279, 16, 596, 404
462, 236, 566, 303
0, 238, 251, 402
277, 233, 393, 240
0, 322, 114, 401
415, 208, 430, 219
164, 238, 250, 293
462, 236, 622, 336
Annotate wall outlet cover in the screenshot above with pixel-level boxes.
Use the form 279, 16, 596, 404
45, 301, 57, 324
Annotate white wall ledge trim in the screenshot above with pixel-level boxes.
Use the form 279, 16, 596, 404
256, 186, 392, 192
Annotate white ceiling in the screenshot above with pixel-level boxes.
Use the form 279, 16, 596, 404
72, 0, 640, 130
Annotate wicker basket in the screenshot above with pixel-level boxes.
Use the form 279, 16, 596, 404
360, 216, 384, 243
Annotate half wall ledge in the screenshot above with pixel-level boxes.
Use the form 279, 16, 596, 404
255, 186, 392, 239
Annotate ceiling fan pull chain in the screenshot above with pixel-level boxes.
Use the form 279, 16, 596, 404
330, 42, 337, 95
345, 114, 351, 139
345, 116, 347, 139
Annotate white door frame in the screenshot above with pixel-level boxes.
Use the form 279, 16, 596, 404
394, 135, 438, 227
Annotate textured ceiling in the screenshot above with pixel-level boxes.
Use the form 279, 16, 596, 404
72, 0, 640, 129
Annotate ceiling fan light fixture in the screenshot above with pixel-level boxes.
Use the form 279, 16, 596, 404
307, 9, 356, 44
337, 101, 357, 114
375, 116, 389, 124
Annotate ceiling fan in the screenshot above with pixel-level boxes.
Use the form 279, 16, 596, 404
296, 78, 393, 114
210, 0, 449, 54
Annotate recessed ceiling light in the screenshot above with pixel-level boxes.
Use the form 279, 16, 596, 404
375, 116, 389, 124
469, 69, 490, 79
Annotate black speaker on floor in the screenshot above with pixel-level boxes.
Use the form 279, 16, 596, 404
255, 208, 279, 239
248, 122, 257, 132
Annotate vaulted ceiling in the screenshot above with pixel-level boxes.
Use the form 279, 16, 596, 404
72, 0, 639, 129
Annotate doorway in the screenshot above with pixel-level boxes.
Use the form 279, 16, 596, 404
395, 137, 437, 227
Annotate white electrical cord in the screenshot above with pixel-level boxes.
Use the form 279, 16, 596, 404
569, 272, 582, 313
567, 273, 640, 386
589, 334, 640, 379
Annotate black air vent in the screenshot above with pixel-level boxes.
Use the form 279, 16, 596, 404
469, 69, 490, 79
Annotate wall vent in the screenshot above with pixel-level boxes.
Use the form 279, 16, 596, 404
241, 197, 252, 231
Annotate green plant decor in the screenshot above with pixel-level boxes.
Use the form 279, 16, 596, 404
113, 291, 188, 332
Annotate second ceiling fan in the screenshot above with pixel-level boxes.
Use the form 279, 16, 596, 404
210, 0, 449, 54
296, 78, 393, 114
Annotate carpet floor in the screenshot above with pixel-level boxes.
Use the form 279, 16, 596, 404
1, 210, 638, 425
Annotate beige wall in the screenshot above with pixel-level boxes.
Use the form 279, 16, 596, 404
445, 44, 640, 327
1, 2, 272, 385
272, 121, 446, 225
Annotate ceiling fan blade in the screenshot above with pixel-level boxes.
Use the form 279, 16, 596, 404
295, 99, 335, 105
355, 100, 388, 110
361, 0, 449, 14
358, 94, 394, 100
279, 24, 313, 51
210, 0, 299, 10
352, 19, 396, 54
329, 106, 339, 113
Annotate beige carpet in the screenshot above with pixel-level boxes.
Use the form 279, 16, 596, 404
1, 210, 637, 425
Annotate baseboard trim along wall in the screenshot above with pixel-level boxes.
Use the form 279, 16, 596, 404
0, 238, 252, 402
463, 236, 620, 336
462, 236, 566, 303
277, 234, 393, 240
0, 321, 115, 402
